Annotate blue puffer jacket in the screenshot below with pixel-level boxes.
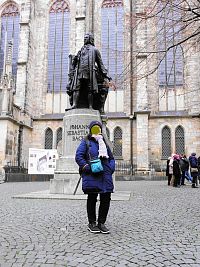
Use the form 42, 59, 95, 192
75, 137, 115, 194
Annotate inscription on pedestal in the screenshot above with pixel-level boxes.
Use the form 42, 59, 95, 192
66, 124, 89, 142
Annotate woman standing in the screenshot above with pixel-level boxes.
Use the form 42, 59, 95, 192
172, 154, 181, 187
75, 121, 115, 234
166, 156, 173, 186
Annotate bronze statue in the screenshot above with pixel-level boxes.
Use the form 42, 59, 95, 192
66, 33, 111, 113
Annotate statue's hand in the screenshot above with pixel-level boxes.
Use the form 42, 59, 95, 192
108, 80, 117, 91
104, 75, 112, 81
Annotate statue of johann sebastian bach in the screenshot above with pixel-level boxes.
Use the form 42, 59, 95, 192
66, 33, 112, 113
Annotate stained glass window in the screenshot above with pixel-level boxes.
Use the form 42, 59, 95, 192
162, 126, 171, 159
45, 128, 53, 149
101, 0, 124, 88
175, 126, 185, 155
0, 3, 20, 76
48, 0, 70, 92
113, 126, 122, 158
157, 1, 183, 87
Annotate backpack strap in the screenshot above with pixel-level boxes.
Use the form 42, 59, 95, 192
84, 137, 91, 160
79, 137, 90, 175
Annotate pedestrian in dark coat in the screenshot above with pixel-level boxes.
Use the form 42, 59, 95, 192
198, 156, 200, 182
179, 154, 189, 185
173, 154, 181, 187
75, 120, 115, 234
189, 152, 198, 188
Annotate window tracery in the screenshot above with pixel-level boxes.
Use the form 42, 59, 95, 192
113, 127, 122, 158
101, 0, 124, 87
175, 126, 185, 155
0, 3, 20, 76
45, 128, 53, 149
102, 0, 123, 8
48, 0, 70, 93
161, 126, 171, 159
50, 0, 69, 13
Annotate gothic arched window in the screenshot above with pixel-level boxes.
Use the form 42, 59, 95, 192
0, 3, 20, 76
113, 126, 122, 158
101, 0, 124, 88
162, 126, 171, 159
106, 127, 110, 140
157, 1, 183, 88
175, 126, 185, 155
56, 127, 62, 147
45, 128, 53, 149
48, 0, 70, 92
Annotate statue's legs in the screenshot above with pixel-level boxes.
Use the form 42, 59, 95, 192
71, 80, 81, 109
99, 94, 106, 113
99, 91, 108, 113
88, 92, 93, 109
88, 83, 93, 109
71, 91, 79, 109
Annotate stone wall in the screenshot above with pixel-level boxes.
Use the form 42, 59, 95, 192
149, 116, 200, 163
0, 0, 199, 168
2, 120, 20, 164
31, 119, 63, 149
0, 120, 8, 166
106, 118, 132, 161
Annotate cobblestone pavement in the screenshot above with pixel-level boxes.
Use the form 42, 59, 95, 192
0, 181, 200, 267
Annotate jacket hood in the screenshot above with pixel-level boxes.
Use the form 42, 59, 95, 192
173, 154, 180, 160
89, 120, 102, 133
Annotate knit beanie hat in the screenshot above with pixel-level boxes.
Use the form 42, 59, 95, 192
89, 121, 102, 134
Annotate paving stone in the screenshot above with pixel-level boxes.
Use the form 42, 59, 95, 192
0, 181, 200, 267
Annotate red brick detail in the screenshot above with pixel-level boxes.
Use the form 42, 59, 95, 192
50, 0, 69, 13
102, 0, 123, 8
1, 3, 19, 17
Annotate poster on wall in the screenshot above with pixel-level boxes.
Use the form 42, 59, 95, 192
28, 148, 58, 174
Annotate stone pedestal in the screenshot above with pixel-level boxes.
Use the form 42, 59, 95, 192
50, 108, 101, 194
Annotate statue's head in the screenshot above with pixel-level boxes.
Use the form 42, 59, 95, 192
84, 33, 94, 45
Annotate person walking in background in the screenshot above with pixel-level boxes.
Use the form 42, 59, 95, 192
198, 155, 200, 183
166, 156, 173, 186
169, 155, 175, 186
179, 154, 190, 185
75, 121, 115, 234
189, 152, 199, 188
173, 154, 181, 187
183, 155, 192, 183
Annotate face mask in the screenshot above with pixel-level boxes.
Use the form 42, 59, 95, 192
91, 125, 101, 135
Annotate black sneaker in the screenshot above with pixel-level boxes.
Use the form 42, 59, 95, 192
88, 223, 100, 233
192, 184, 199, 188
98, 223, 110, 234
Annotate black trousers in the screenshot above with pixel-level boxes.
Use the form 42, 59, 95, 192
191, 172, 198, 186
174, 175, 181, 187
87, 193, 111, 224
168, 174, 172, 185
181, 170, 185, 185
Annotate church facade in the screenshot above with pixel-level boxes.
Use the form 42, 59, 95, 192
0, 0, 200, 174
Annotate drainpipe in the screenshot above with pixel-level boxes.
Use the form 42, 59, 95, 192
17, 123, 23, 167
130, 0, 134, 175
91, 0, 94, 33
23, 1, 31, 113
